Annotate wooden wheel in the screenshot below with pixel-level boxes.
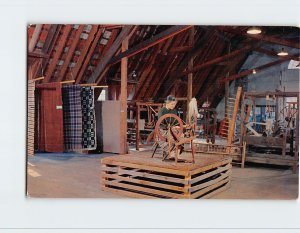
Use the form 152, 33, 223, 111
154, 114, 184, 142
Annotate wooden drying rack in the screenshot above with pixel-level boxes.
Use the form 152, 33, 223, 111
31, 77, 108, 88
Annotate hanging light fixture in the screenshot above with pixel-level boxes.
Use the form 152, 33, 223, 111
247, 27, 262, 35
277, 47, 288, 56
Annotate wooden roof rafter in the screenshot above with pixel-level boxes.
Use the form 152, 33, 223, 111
75, 27, 105, 84
43, 24, 72, 83
28, 24, 43, 53
168, 27, 214, 77
86, 25, 133, 84
87, 29, 124, 84
178, 43, 258, 78
192, 38, 227, 98
108, 25, 193, 65
221, 53, 300, 82
255, 47, 300, 61
133, 44, 163, 100
217, 27, 300, 49
66, 25, 99, 82
57, 25, 85, 82
149, 32, 190, 99
161, 30, 220, 99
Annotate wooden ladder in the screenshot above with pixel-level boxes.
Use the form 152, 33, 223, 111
223, 87, 243, 157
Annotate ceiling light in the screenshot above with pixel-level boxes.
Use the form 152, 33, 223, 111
277, 48, 288, 56
252, 69, 256, 74
247, 27, 262, 35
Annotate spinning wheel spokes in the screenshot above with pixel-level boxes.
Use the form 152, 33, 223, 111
155, 113, 184, 142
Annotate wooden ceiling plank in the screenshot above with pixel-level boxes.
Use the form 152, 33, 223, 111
222, 53, 299, 82
108, 25, 193, 65
43, 25, 72, 83
56, 25, 85, 82
75, 27, 105, 84
86, 25, 133, 84
217, 27, 300, 49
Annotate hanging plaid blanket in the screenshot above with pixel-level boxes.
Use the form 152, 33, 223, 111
62, 85, 83, 150
81, 87, 97, 150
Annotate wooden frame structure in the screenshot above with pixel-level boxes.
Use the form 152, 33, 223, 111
127, 102, 163, 150
240, 91, 299, 172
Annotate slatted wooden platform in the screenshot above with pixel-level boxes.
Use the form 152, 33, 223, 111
101, 154, 232, 199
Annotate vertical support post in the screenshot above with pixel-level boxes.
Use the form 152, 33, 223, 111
225, 80, 229, 117
240, 93, 245, 147
136, 103, 140, 151
295, 93, 299, 161
252, 98, 256, 130
187, 26, 194, 121
184, 172, 192, 199
120, 37, 129, 154
275, 95, 279, 122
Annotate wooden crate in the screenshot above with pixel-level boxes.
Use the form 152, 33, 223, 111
101, 154, 232, 199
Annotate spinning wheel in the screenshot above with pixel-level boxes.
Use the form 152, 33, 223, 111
154, 114, 184, 142
153, 113, 195, 164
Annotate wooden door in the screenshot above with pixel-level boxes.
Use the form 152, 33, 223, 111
36, 83, 64, 152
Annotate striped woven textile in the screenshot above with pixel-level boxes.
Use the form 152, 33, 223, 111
62, 85, 83, 150
81, 86, 97, 150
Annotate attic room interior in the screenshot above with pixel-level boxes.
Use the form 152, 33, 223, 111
27, 24, 299, 199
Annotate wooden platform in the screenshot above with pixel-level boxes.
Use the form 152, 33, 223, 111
101, 153, 232, 199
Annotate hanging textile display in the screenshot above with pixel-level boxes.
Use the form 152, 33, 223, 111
62, 85, 83, 150
81, 86, 97, 150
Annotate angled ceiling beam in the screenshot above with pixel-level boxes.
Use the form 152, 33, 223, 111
169, 27, 214, 77
43, 25, 72, 83
68, 25, 99, 82
178, 44, 255, 78
28, 51, 49, 59
56, 25, 85, 82
255, 47, 279, 57
75, 27, 104, 84
88, 29, 119, 84
86, 25, 133, 83
42, 24, 60, 54
159, 31, 216, 99
221, 53, 299, 82
255, 47, 300, 61
28, 24, 43, 52
108, 25, 193, 65
168, 46, 193, 54
217, 27, 300, 49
